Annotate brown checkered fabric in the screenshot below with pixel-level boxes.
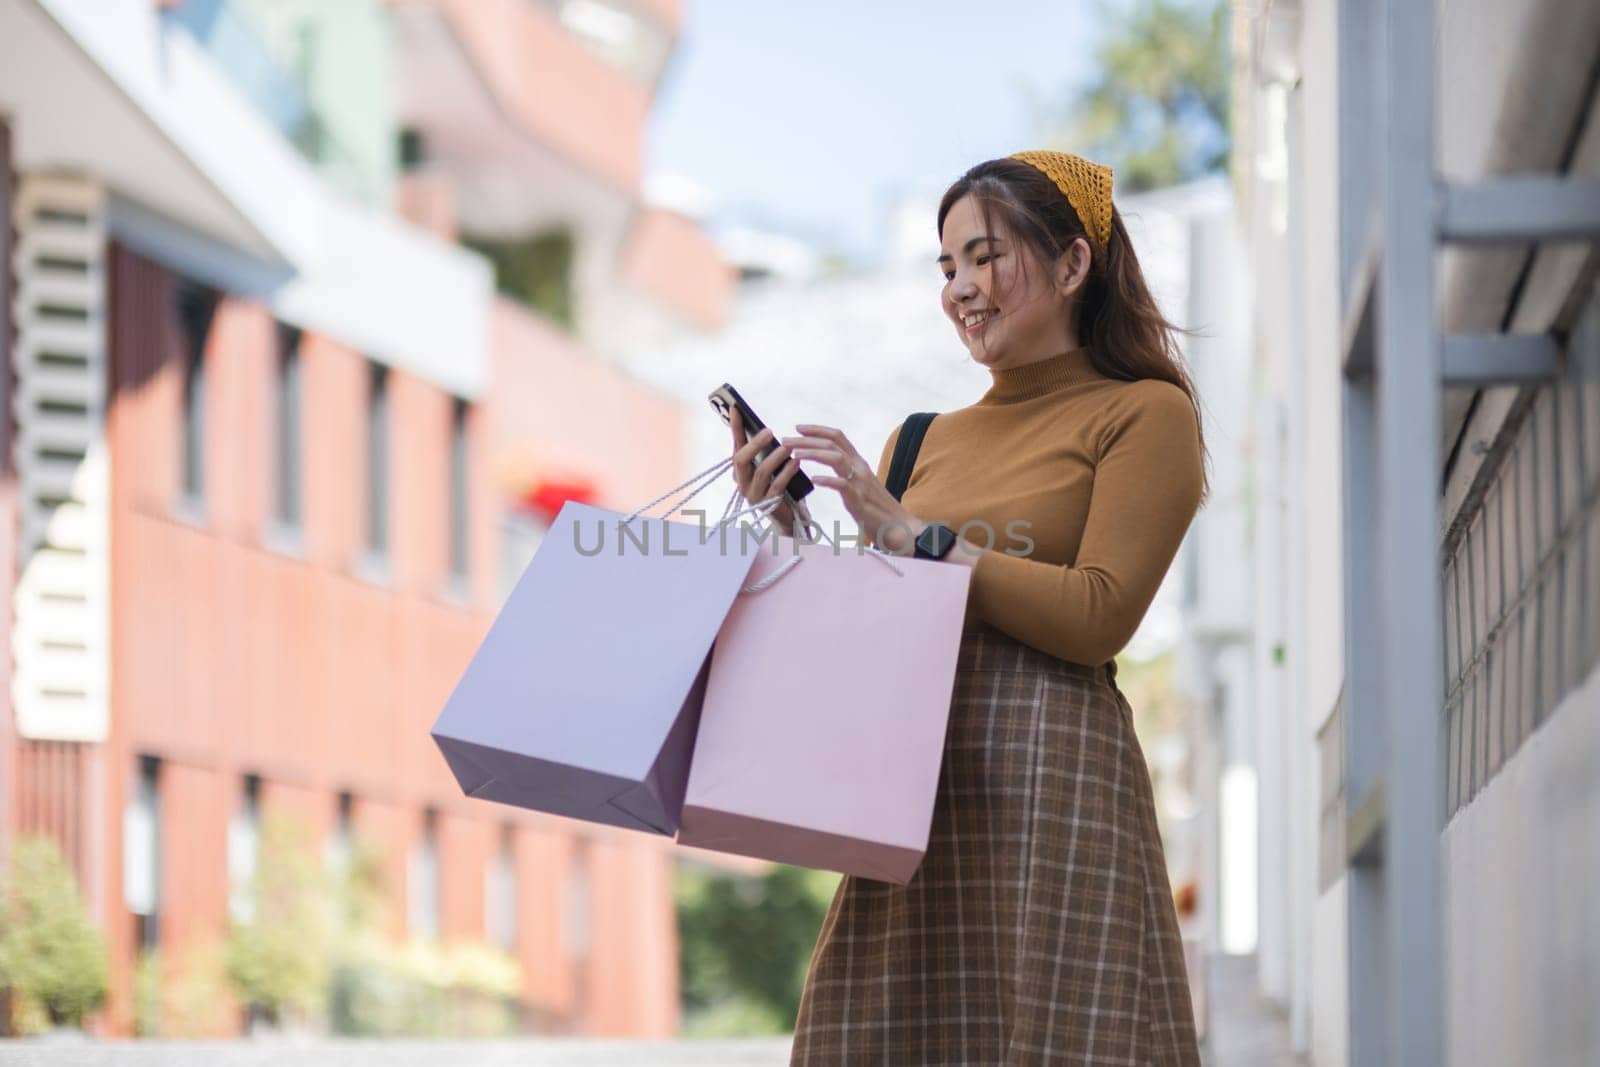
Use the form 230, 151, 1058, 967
791, 625, 1199, 1065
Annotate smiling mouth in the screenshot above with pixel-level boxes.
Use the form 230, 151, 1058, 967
960, 308, 998, 332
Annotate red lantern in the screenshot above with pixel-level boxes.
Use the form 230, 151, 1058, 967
521, 476, 600, 521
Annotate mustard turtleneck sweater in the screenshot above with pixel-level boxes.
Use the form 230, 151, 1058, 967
875, 346, 1204, 667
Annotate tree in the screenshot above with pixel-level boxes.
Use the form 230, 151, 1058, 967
0, 837, 109, 1030
223, 817, 335, 1028
1051, 0, 1231, 193
676, 863, 839, 1035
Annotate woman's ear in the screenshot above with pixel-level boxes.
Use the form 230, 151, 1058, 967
1054, 237, 1093, 298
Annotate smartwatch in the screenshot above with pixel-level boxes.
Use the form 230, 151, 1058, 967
913, 521, 958, 560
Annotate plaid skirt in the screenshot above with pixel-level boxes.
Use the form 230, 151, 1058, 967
790, 626, 1199, 1065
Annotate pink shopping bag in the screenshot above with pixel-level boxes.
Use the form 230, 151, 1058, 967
677, 536, 972, 883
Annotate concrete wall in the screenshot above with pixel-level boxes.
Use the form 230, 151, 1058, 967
1437, 284, 1600, 1064
1234, 0, 1600, 1063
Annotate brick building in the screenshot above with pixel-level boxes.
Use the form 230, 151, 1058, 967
0, 0, 731, 1037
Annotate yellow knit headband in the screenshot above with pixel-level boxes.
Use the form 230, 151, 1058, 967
1009, 150, 1114, 256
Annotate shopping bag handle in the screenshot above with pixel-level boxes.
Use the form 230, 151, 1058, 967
620, 457, 904, 595
627, 457, 785, 528
732, 494, 906, 596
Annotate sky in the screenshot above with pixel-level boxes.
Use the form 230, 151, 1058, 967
646, 0, 1101, 262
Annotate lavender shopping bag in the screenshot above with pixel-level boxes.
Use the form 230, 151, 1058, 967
678, 535, 972, 883
431, 466, 772, 836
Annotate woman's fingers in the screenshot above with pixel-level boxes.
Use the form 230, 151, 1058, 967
789, 445, 847, 472
735, 427, 773, 468
767, 455, 802, 498
793, 425, 863, 462
794, 424, 845, 444
752, 438, 792, 485
733, 428, 776, 492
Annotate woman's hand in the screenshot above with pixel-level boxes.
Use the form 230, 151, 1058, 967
784, 424, 923, 553
730, 419, 800, 534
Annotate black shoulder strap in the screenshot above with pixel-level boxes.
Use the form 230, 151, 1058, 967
885, 412, 938, 502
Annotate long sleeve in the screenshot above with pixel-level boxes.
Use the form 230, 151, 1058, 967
966, 381, 1203, 665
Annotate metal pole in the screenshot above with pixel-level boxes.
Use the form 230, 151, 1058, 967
1341, 381, 1389, 1066
1336, 0, 1391, 1059
1376, 0, 1445, 1063
1337, 0, 1377, 302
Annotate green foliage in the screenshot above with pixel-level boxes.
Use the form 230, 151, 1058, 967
676, 863, 839, 1036
1052, 0, 1231, 192
133, 949, 162, 1037
467, 230, 577, 328
332, 832, 390, 934
0, 837, 109, 1029
118, 813, 526, 1038
329, 935, 522, 1037
319, 831, 522, 1038
223, 816, 334, 1025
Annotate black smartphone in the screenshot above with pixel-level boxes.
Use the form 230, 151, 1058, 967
709, 383, 814, 503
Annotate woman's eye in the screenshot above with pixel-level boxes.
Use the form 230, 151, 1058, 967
942, 271, 955, 282
977, 255, 994, 266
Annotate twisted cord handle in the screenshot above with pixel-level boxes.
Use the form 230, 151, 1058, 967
625, 457, 737, 524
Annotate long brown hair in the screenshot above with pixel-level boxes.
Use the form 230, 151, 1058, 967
938, 158, 1208, 488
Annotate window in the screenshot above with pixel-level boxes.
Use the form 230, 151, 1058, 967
227, 775, 261, 925
123, 756, 161, 948
407, 808, 439, 941
367, 364, 389, 556
449, 398, 469, 582
552, 0, 669, 84
485, 824, 516, 951
176, 282, 216, 503
465, 230, 576, 328
563, 842, 590, 958
274, 325, 303, 528
326, 790, 354, 876
398, 127, 426, 171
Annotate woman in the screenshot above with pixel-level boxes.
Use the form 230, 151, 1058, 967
730, 150, 1205, 1065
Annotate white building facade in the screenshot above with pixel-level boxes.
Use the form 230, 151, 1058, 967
1235, 1, 1600, 1063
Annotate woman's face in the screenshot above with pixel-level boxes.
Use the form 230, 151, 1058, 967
938, 194, 1078, 370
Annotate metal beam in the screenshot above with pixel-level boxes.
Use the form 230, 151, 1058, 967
1439, 177, 1600, 244
1346, 781, 1386, 868
1442, 333, 1560, 386
1342, 369, 1388, 1066
1378, 0, 1445, 1064
1337, 1, 1389, 1062
1342, 221, 1382, 378
1338, 0, 1378, 303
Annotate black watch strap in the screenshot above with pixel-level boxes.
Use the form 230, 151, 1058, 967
914, 521, 957, 560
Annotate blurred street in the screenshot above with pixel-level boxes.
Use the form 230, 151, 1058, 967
1203, 955, 1304, 1067
0, 950, 1304, 1067
0, 1038, 794, 1066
